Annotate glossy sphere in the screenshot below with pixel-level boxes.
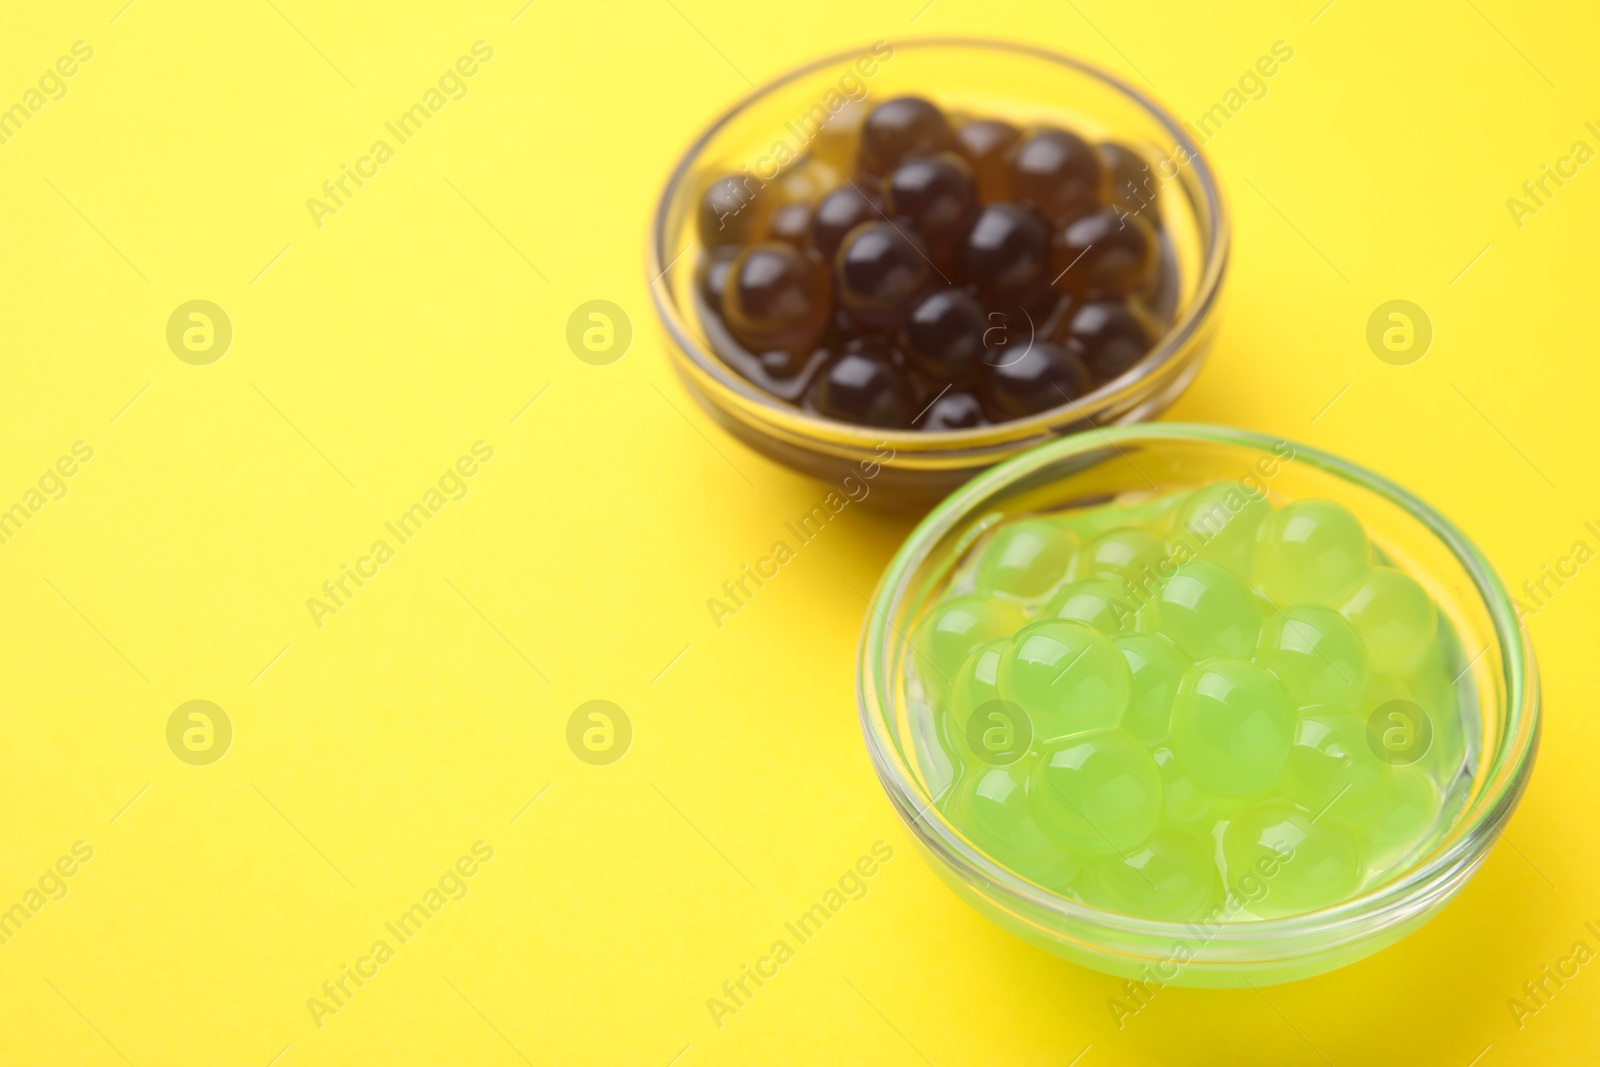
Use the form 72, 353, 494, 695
1169, 659, 1295, 795
974, 517, 1074, 598
1256, 606, 1368, 705
955, 118, 1021, 201
1058, 300, 1159, 381
961, 203, 1052, 302
1149, 561, 1263, 661
1338, 567, 1439, 675
1101, 141, 1158, 222
1073, 526, 1167, 588
764, 200, 812, 246
722, 243, 831, 353
921, 391, 986, 430
999, 620, 1130, 739
1174, 482, 1272, 572
901, 288, 986, 380
1044, 577, 1136, 635
948, 639, 1007, 742
810, 184, 879, 260
913, 594, 1028, 696
1253, 499, 1371, 606
1087, 827, 1220, 921
836, 222, 932, 329
1008, 127, 1105, 223
807, 346, 912, 427
982, 340, 1092, 419
1054, 209, 1159, 297
884, 152, 977, 257
1115, 633, 1187, 747
859, 96, 955, 176
698, 174, 764, 247
1222, 801, 1362, 917
946, 765, 1079, 889
1030, 730, 1162, 854
696, 248, 738, 314
1283, 709, 1393, 826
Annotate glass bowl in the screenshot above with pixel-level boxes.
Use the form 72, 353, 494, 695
857, 423, 1539, 987
647, 38, 1229, 506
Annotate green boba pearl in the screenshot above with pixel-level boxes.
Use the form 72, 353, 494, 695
912, 594, 1030, 696
1337, 567, 1438, 675
1169, 659, 1295, 795
1252, 499, 1370, 606
1255, 605, 1369, 705
1150, 561, 1264, 662
944, 763, 1079, 889
1085, 826, 1222, 922
1029, 729, 1162, 855
975, 518, 1075, 599
1152, 746, 1241, 828
1365, 764, 1443, 869
998, 620, 1130, 740
1281, 708, 1393, 826
1072, 527, 1169, 588
1115, 632, 1187, 746
1173, 482, 1272, 572
948, 638, 1008, 742
1222, 800, 1362, 917
1044, 577, 1137, 635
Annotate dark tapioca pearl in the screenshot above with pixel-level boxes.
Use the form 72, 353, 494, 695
1060, 299, 1159, 380
836, 221, 934, 330
920, 390, 986, 430
900, 288, 986, 380
765, 200, 813, 247
697, 174, 766, 247
723, 242, 833, 353
808, 345, 913, 427
696, 248, 738, 315
1100, 141, 1161, 226
982, 339, 1092, 418
1053, 208, 1159, 298
811, 185, 880, 261
955, 118, 1021, 202
858, 96, 955, 177
884, 152, 977, 259
960, 203, 1051, 302
1009, 128, 1106, 224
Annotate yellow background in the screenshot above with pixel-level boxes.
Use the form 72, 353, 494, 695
1, 1, 1595, 1064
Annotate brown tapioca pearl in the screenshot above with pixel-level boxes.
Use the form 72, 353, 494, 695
982, 338, 1092, 419
764, 200, 813, 247
807, 343, 914, 427
697, 174, 768, 247
836, 221, 934, 330
723, 242, 833, 353
696, 248, 739, 314
1057, 299, 1159, 381
811, 185, 880, 261
900, 288, 986, 381
919, 390, 987, 431
1052, 208, 1159, 298
1100, 141, 1161, 227
955, 118, 1021, 202
884, 152, 978, 262
1009, 127, 1106, 225
858, 96, 955, 177
960, 203, 1052, 303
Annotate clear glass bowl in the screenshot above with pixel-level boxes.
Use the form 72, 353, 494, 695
857, 424, 1539, 987
647, 39, 1229, 506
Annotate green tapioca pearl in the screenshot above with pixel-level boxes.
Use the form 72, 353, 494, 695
1152, 746, 1242, 829
1252, 499, 1370, 606
1114, 632, 1187, 746
944, 763, 1079, 889
911, 594, 1029, 696
1071, 527, 1168, 588
1337, 566, 1438, 674
1174, 482, 1272, 571
998, 620, 1130, 740
975, 518, 1075, 599
1169, 659, 1295, 795
948, 639, 1007, 741
1282, 709, 1393, 826
1044, 577, 1137, 634
1222, 800, 1362, 917
1084, 826, 1222, 922
1365, 764, 1443, 869
1255, 606, 1368, 705
1029, 730, 1162, 855
1149, 561, 1263, 662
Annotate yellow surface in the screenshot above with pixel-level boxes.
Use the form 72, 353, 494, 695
0, 1, 1594, 1064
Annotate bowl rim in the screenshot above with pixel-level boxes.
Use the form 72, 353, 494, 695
646, 36, 1231, 451
857, 421, 1541, 946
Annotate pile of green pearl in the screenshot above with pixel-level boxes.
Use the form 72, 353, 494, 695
911, 482, 1468, 922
